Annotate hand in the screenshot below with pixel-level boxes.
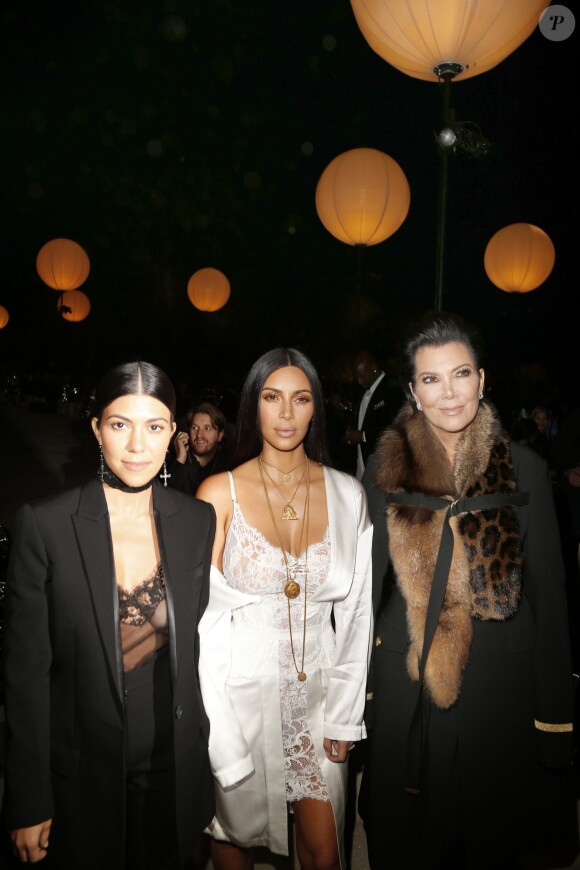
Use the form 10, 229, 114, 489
323, 738, 354, 763
174, 431, 189, 463
565, 466, 580, 487
10, 820, 52, 863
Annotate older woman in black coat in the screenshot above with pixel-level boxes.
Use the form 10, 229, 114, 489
3, 361, 215, 869
359, 313, 575, 869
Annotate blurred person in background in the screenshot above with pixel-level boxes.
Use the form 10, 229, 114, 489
169, 402, 231, 496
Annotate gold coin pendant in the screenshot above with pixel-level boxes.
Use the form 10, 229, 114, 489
284, 580, 300, 599
282, 472, 291, 482
297, 672, 307, 682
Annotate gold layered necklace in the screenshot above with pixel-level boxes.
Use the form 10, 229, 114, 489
258, 458, 310, 681
260, 455, 307, 483
258, 456, 307, 520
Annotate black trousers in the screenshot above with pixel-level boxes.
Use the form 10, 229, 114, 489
124, 647, 179, 870
0, 648, 180, 870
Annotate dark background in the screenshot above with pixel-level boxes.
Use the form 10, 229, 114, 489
1, 1, 578, 414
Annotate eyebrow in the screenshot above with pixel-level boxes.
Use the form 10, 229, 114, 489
104, 413, 170, 423
416, 363, 473, 377
261, 386, 313, 395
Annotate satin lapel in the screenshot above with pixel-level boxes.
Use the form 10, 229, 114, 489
153, 484, 180, 686
321, 468, 357, 597
72, 480, 124, 708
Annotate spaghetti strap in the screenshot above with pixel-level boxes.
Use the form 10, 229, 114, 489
227, 470, 237, 502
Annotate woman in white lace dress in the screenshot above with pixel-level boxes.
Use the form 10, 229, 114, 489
197, 348, 373, 870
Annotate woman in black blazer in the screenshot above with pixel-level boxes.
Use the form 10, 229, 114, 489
2, 361, 216, 869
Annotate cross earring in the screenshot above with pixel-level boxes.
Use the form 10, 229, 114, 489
160, 455, 171, 487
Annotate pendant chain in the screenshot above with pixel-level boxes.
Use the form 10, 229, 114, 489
259, 458, 307, 520
258, 457, 310, 681
259, 454, 307, 483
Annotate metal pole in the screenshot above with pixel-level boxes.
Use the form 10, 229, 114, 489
435, 144, 449, 311
432, 64, 461, 312
355, 243, 365, 343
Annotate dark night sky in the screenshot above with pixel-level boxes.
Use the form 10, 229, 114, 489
1, 2, 578, 406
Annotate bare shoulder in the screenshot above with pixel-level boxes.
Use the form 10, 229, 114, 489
196, 471, 231, 508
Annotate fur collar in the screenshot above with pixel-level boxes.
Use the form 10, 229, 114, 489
375, 400, 502, 498
374, 402, 523, 708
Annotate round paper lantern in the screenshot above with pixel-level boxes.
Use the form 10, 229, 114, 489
484, 223, 555, 293
187, 268, 231, 312
37, 238, 90, 291
315, 148, 410, 246
58, 290, 91, 322
350, 0, 549, 82
0, 306, 9, 329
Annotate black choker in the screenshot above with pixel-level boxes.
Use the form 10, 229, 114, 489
99, 465, 157, 494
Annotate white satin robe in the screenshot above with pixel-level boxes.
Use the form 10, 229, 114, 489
198, 466, 373, 865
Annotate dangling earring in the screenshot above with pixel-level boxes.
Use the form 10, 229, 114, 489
479, 392, 484, 400
98, 443, 105, 483
416, 401, 423, 412
160, 452, 171, 487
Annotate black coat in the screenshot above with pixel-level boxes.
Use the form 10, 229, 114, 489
359, 442, 576, 868
2, 479, 215, 869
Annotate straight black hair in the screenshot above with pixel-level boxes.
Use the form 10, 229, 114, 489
400, 311, 484, 399
233, 348, 330, 466
93, 361, 176, 424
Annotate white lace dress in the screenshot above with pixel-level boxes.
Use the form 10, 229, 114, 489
199, 466, 373, 864
223, 490, 332, 804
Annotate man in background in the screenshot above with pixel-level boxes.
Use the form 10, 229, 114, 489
345, 351, 401, 481
168, 402, 230, 495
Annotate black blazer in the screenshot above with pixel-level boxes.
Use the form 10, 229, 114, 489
2, 479, 215, 869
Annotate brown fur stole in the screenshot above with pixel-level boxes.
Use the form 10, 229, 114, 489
375, 402, 523, 708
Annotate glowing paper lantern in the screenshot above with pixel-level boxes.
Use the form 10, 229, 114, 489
0, 306, 9, 329
484, 223, 555, 293
350, 0, 549, 82
36, 238, 90, 291
58, 290, 91, 322
315, 148, 410, 246
187, 268, 231, 312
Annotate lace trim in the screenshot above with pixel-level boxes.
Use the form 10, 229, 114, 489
118, 562, 165, 626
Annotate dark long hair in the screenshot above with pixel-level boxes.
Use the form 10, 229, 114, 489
233, 348, 330, 466
400, 311, 484, 400
93, 361, 176, 424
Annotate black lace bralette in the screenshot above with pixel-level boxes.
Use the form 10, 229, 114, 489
118, 562, 165, 626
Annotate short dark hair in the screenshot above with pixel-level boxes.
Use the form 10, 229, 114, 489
234, 348, 330, 466
400, 311, 484, 399
186, 402, 226, 433
93, 361, 176, 424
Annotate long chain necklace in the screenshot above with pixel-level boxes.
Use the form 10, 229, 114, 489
259, 454, 307, 483
258, 457, 307, 520
258, 458, 310, 681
